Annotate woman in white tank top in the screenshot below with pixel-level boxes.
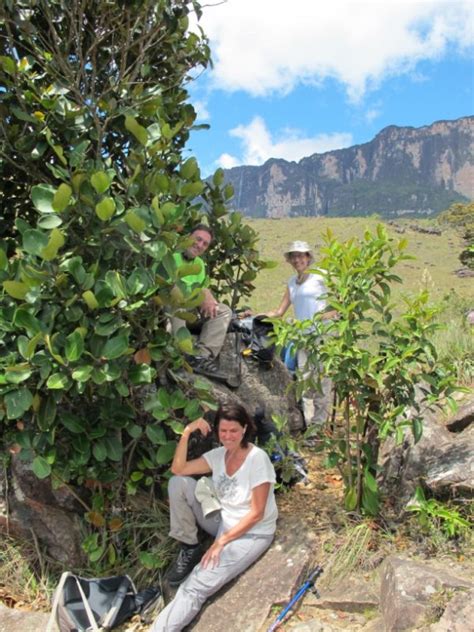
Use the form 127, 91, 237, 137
262, 240, 336, 428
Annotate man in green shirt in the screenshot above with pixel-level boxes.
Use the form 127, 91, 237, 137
171, 225, 232, 377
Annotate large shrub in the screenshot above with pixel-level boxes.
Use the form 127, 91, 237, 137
0, 0, 267, 559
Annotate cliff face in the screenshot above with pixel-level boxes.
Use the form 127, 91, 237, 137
223, 117, 473, 218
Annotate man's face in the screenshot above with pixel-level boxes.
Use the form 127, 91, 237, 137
185, 229, 212, 258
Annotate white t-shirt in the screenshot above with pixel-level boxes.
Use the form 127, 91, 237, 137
203, 445, 278, 536
288, 273, 327, 321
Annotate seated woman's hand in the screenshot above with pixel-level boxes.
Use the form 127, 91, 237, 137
184, 417, 212, 437
201, 538, 225, 569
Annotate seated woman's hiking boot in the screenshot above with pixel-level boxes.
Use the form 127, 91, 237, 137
166, 543, 204, 586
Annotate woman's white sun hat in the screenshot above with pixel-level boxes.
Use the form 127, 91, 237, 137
284, 240, 314, 265
194, 476, 222, 518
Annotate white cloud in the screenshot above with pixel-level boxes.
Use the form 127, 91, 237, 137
196, 0, 473, 101
365, 106, 382, 123
217, 152, 240, 168
218, 116, 353, 166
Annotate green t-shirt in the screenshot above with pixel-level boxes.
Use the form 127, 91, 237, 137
173, 252, 208, 290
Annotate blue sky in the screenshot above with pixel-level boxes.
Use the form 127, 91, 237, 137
186, 0, 474, 176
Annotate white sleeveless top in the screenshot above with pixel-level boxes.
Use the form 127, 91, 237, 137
288, 273, 327, 320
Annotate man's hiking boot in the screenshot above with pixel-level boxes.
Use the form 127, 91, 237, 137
186, 355, 240, 388
166, 543, 203, 586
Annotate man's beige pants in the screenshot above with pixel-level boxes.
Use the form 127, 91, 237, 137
171, 303, 232, 359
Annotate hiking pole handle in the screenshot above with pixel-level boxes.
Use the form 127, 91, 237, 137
266, 566, 323, 632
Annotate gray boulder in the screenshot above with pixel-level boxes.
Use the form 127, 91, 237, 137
1, 457, 85, 566
218, 332, 304, 432
428, 587, 474, 631
380, 556, 473, 632
379, 397, 474, 505
0, 603, 51, 632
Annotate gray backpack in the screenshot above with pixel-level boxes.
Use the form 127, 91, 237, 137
46, 572, 159, 631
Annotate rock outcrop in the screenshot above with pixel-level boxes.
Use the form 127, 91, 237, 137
379, 395, 474, 506
380, 557, 473, 632
222, 117, 473, 218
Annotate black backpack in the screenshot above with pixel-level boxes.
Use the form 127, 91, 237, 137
232, 315, 276, 367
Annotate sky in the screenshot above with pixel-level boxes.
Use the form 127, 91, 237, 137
186, 0, 474, 176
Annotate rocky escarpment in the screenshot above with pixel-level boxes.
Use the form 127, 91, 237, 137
223, 116, 473, 218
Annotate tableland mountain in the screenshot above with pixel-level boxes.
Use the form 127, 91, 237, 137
221, 116, 473, 219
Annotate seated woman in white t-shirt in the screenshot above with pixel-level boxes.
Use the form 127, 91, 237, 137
262, 240, 336, 428
151, 402, 278, 632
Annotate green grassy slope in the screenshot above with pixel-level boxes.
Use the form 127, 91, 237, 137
242, 217, 472, 314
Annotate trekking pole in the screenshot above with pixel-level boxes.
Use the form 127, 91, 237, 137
266, 565, 323, 632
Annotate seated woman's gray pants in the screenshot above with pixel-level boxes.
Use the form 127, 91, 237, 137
150, 476, 274, 632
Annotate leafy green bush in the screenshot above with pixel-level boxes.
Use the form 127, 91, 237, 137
0, 1, 267, 569
272, 226, 459, 515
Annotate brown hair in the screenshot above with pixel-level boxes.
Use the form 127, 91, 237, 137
215, 401, 256, 448
190, 223, 213, 241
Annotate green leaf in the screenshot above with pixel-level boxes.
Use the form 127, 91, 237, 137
5, 387, 33, 419
344, 486, 358, 511
180, 157, 198, 179
65, 329, 85, 362
31, 184, 56, 213
4, 365, 32, 384
104, 436, 123, 461
102, 332, 129, 359
95, 197, 116, 221
138, 551, 162, 570
23, 229, 49, 256
37, 396, 57, 430
127, 423, 142, 439
32, 456, 52, 479
213, 168, 224, 186
3, 281, 29, 300
124, 210, 146, 233
129, 364, 156, 384
38, 215, 63, 229
125, 115, 148, 145
181, 181, 204, 197
0, 248, 7, 271
90, 171, 111, 194
362, 486, 379, 516
156, 441, 176, 464
46, 372, 70, 389
52, 184, 72, 212
14, 308, 42, 335
82, 290, 99, 310
93, 440, 108, 462
105, 271, 127, 299
0, 55, 16, 75
411, 418, 423, 443
364, 468, 378, 493
146, 424, 166, 445
41, 228, 65, 261
175, 327, 193, 353
72, 365, 93, 382
88, 546, 105, 563
176, 262, 202, 279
